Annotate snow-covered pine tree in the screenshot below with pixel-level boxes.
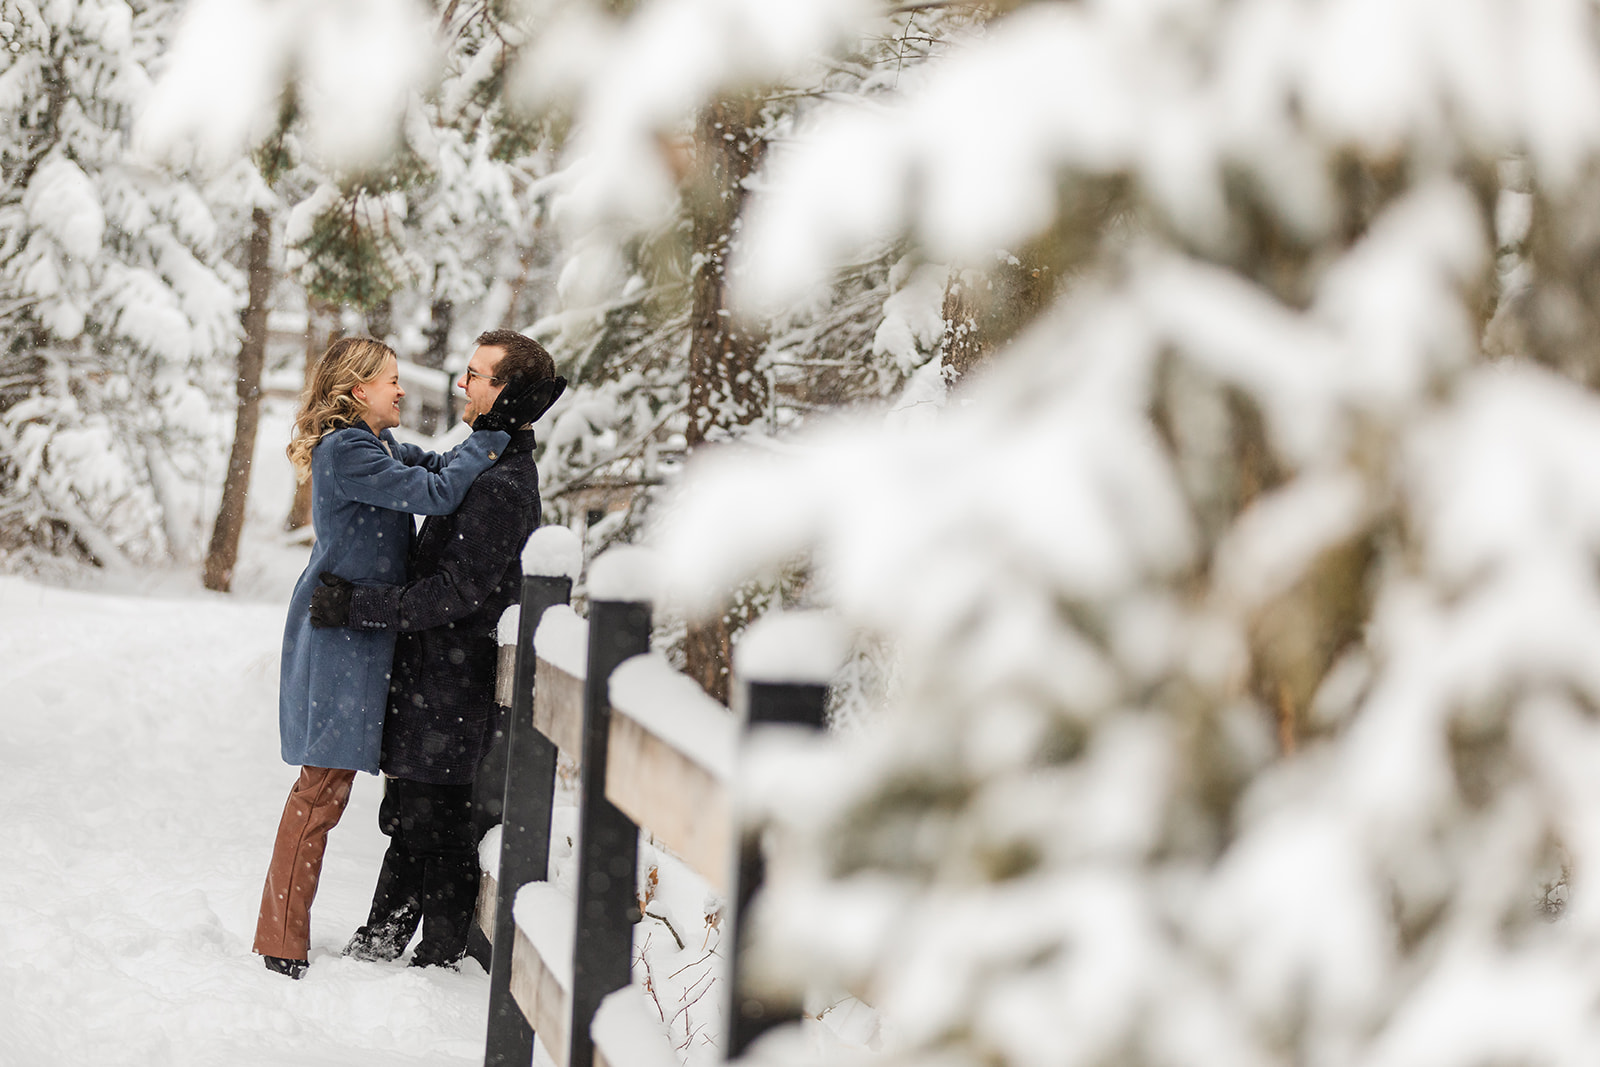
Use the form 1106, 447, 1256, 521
0, 0, 241, 567
400, 2, 558, 368
643, 1, 1600, 1064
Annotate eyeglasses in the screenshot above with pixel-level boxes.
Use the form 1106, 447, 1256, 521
463, 366, 505, 386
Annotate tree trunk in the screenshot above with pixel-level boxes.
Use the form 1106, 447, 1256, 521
683, 612, 737, 707
420, 297, 452, 370
940, 271, 986, 381
202, 207, 273, 592
419, 298, 453, 433
682, 96, 768, 704
684, 97, 769, 448
499, 244, 538, 332
284, 300, 341, 533
367, 295, 393, 344
940, 254, 1056, 384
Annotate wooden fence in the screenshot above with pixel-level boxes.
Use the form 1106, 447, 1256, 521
476, 528, 835, 1067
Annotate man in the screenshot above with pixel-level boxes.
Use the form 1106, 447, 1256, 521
310, 329, 565, 968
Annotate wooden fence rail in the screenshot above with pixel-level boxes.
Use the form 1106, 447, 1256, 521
476, 532, 839, 1067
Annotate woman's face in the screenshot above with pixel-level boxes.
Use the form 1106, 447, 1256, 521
354, 355, 404, 433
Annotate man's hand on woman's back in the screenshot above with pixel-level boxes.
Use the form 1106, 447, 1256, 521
309, 572, 354, 629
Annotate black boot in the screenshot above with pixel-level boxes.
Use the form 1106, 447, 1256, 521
407, 869, 476, 968
343, 905, 417, 962
408, 940, 466, 970
262, 954, 307, 979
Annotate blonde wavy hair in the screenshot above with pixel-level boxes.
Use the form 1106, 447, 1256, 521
286, 337, 397, 483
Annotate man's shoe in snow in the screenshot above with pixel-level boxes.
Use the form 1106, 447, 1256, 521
343, 925, 408, 963
407, 945, 464, 970
262, 955, 307, 979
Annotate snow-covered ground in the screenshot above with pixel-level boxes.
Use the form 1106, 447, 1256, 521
0, 400, 497, 1066
0, 574, 506, 1066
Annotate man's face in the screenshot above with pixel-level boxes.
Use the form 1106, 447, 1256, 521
458, 345, 507, 425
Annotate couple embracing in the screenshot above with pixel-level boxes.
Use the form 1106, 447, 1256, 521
253, 329, 565, 979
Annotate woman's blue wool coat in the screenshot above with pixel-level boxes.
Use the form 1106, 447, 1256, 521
277, 424, 509, 773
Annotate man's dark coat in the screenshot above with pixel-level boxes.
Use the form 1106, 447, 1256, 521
345, 428, 541, 784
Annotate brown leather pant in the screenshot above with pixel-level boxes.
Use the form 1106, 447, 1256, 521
254, 765, 356, 960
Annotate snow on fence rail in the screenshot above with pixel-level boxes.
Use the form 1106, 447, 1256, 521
478, 530, 838, 1067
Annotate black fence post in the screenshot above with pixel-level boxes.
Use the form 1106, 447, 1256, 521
484, 527, 580, 1067
726, 682, 827, 1057
723, 611, 842, 1060
567, 581, 652, 1067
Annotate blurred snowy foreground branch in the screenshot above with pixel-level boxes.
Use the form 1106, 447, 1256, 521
641, 3, 1600, 1066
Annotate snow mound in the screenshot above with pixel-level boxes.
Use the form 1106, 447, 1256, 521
587, 545, 657, 603
522, 525, 583, 580
734, 610, 847, 686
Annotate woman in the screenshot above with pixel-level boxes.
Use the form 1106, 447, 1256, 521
254, 336, 538, 979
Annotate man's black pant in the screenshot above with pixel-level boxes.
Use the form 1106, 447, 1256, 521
361, 776, 479, 967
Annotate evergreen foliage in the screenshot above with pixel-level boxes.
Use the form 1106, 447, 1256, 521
0, 0, 240, 565
652, 3, 1600, 1064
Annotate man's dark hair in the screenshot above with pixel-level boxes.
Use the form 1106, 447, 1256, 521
476, 329, 556, 384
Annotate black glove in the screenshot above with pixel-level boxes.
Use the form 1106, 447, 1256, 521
309, 572, 354, 629
472, 375, 567, 434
